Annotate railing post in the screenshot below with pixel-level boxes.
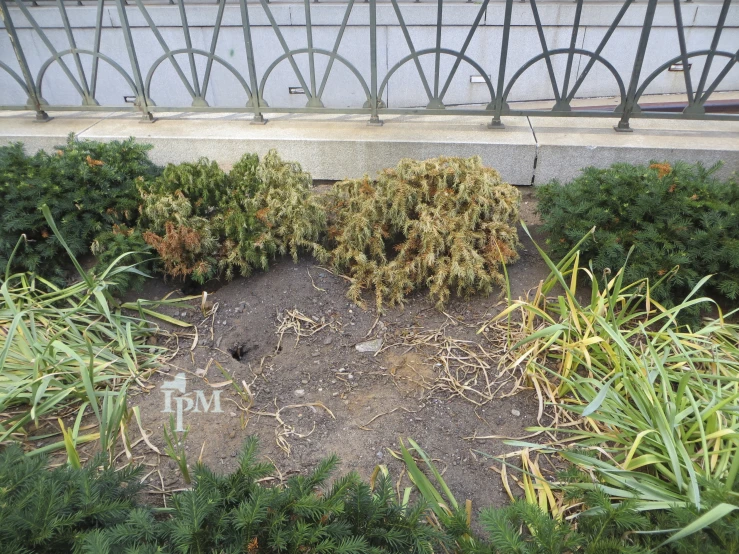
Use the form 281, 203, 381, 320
690, 0, 731, 114
368, 0, 382, 126
114, 0, 155, 122
176, 0, 205, 107
0, 0, 50, 121
56, 0, 96, 106
303, 0, 323, 107
240, 0, 267, 124
490, 0, 513, 129
428, 0, 444, 109
614, 0, 658, 132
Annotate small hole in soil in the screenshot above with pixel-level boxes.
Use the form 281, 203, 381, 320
228, 343, 255, 363
180, 276, 225, 296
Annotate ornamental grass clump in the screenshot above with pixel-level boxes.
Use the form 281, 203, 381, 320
139, 150, 325, 284
0, 206, 187, 447
478, 226, 739, 550
318, 156, 521, 310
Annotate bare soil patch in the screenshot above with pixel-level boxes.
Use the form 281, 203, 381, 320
127, 188, 549, 516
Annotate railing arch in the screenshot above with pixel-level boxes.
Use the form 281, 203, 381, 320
0, 0, 736, 131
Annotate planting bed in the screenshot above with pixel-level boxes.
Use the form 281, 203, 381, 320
124, 188, 550, 513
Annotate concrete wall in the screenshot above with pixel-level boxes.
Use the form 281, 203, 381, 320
1, 1, 737, 111
2, 110, 737, 185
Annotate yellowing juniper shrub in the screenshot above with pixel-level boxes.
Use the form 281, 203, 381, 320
220, 150, 325, 280
318, 156, 521, 310
251, 150, 326, 262
138, 150, 325, 284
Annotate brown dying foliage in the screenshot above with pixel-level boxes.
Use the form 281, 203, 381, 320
650, 162, 672, 179
86, 155, 104, 167
143, 222, 207, 280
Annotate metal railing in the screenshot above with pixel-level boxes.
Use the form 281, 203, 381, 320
0, 0, 737, 131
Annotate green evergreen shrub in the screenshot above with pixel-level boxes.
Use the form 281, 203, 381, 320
0, 444, 145, 554
317, 156, 521, 310
1, 437, 449, 554
536, 161, 739, 313
90, 224, 154, 293
139, 150, 325, 284
152, 438, 445, 554
0, 136, 159, 283
477, 481, 739, 554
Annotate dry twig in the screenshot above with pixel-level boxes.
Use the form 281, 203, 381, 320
275, 309, 338, 352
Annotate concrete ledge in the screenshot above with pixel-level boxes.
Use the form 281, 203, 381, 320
1, 111, 737, 186
0, 111, 537, 185
531, 118, 739, 184
0, 112, 105, 154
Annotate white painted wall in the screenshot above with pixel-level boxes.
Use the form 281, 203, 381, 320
1, 2, 737, 111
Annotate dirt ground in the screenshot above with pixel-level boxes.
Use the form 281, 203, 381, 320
123, 187, 551, 518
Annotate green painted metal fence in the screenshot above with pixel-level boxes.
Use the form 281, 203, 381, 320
0, 0, 737, 131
